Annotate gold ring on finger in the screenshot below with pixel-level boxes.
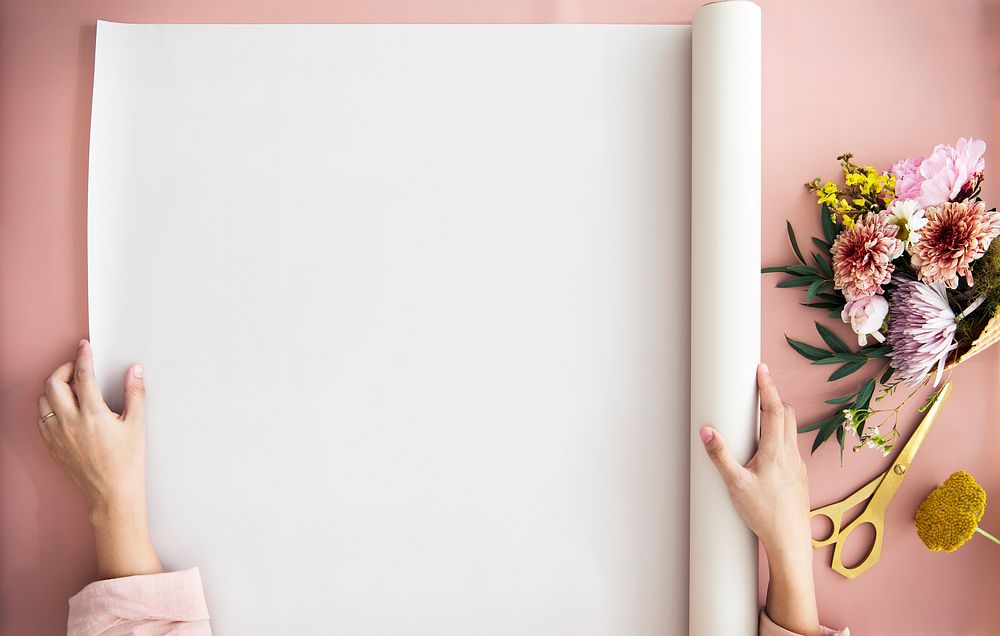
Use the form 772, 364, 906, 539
41, 412, 58, 423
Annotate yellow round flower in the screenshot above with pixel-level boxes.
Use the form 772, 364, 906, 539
914, 471, 986, 552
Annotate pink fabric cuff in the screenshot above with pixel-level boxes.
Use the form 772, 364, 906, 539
68, 567, 211, 635
760, 609, 849, 636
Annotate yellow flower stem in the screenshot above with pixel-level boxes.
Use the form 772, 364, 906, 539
975, 527, 1000, 547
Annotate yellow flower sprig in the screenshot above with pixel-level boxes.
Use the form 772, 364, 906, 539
914, 470, 1000, 551
806, 153, 897, 224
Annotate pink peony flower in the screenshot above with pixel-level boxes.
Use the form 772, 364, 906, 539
892, 155, 926, 201
891, 138, 986, 209
841, 295, 889, 346
831, 212, 904, 300
909, 200, 1000, 288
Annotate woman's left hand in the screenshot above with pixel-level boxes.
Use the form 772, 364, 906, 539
36, 339, 147, 519
36, 339, 162, 579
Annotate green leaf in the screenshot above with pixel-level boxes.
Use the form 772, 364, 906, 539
855, 377, 876, 408
811, 416, 843, 453
790, 264, 820, 276
785, 336, 831, 361
813, 353, 867, 365
817, 292, 844, 304
787, 220, 807, 265
813, 356, 848, 366
812, 237, 832, 252
828, 308, 842, 320
802, 302, 840, 309
815, 322, 851, 354
806, 279, 827, 302
879, 365, 894, 385
799, 412, 837, 433
811, 429, 825, 453
812, 253, 834, 279
825, 393, 858, 404
821, 203, 837, 244
761, 266, 793, 274
828, 359, 867, 381
836, 425, 846, 462
863, 345, 891, 358
776, 276, 819, 288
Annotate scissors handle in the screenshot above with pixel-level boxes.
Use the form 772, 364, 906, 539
809, 473, 883, 548
826, 513, 886, 579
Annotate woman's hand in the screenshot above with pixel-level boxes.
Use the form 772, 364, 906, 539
699, 363, 820, 636
36, 339, 162, 580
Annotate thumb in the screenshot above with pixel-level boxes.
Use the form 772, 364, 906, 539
123, 364, 145, 423
699, 426, 745, 488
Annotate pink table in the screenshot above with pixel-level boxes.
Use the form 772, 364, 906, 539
1, 0, 997, 633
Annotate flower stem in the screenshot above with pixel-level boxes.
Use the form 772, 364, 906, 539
975, 526, 1000, 547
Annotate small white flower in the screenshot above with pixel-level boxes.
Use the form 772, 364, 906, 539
885, 199, 928, 249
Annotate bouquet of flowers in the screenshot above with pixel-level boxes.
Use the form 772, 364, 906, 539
766, 138, 1000, 456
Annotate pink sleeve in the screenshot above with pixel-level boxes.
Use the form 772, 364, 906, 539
67, 567, 211, 636
760, 610, 849, 636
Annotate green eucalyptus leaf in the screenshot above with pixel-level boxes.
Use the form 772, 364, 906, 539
825, 394, 858, 405
812, 237, 832, 252
799, 412, 837, 433
821, 203, 837, 244
806, 279, 826, 302
828, 359, 867, 381
815, 322, 850, 353
801, 302, 840, 309
855, 378, 876, 408
879, 365, 894, 385
790, 264, 820, 276
776, 276, 818, 288
813, 356, 848, 366
812, 253, 834, 279
787, 220, 807, 265
785, 336, 831, 361
811, 416, 842, 453
864, 345, 891, 358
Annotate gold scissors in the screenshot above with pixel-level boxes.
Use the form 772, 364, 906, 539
809, 381, 952, 579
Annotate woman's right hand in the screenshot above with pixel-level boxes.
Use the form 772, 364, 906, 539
699, 363, 821, 636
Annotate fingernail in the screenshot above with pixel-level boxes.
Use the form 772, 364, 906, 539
79, 339, 89, 349
699, 427, 714, 444
133, 364, 143, 379
761, 362, 770, 375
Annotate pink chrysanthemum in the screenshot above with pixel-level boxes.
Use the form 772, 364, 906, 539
831, 212, 904, 299
886, 278, 958, 387
910, 200, 1000, 288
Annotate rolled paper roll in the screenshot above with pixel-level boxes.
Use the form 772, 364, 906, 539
690, 1, 762, 634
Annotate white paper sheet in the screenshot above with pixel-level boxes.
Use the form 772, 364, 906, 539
88, 6, 760, 634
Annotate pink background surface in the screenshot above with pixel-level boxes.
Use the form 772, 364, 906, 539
1, 0, 998, 634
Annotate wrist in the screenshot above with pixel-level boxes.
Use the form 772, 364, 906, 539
763, 540, 813, 577
88, 496, 148, 530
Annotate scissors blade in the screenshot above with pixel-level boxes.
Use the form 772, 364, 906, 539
891, 381, 952, 470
